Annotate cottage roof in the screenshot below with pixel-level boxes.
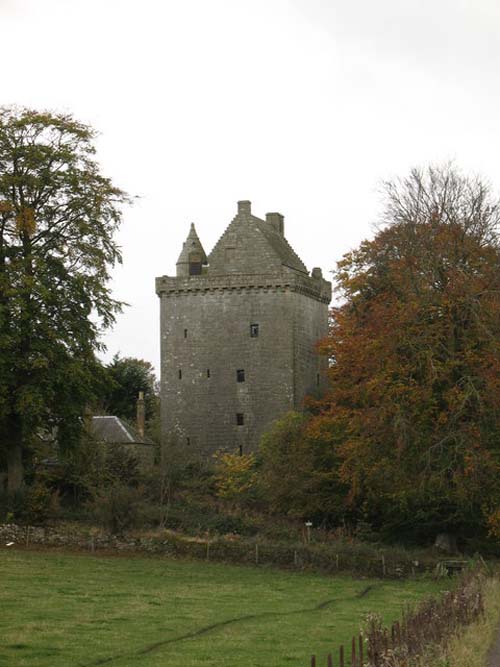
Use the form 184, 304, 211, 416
90, 416, 154, 446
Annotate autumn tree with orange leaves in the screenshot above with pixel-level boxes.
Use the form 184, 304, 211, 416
311, 165, 500, 543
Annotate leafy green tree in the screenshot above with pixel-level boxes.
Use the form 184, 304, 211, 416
0, 107, 128, 492
104, 354, 158, 425
259, 412, 346, 522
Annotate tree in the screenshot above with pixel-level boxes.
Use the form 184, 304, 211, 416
313, 165, 500, 541
259, 412, 346, 522
103, 354, 158, 426
0, 107, 128, 492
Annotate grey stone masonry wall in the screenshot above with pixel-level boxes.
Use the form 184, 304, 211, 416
156, 201, 331, 457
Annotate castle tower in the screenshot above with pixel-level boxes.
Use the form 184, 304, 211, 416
155, 200, 331, 457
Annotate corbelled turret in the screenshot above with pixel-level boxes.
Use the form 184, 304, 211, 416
176, 223, 208, 276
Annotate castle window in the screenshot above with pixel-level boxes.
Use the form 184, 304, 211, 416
250, 323, 259, 337
239, 445, 243, 456
207, 369, 210, 378
236, 413, 244, 426
186, 437, 190, 446
236, 369, 245, 383
178, 369, 182, 379
317, 373, 320, 386
184, 329, 188, 338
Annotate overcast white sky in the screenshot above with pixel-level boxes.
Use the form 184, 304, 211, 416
2, 0, 499, 372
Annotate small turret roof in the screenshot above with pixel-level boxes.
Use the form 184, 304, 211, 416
176, 223, 208, 266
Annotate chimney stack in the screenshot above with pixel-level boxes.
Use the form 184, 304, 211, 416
266, 212, 284, 236
137, 391, 145, 439
237, 200, 251, 215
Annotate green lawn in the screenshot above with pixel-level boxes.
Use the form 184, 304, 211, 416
0, 549, 444, 667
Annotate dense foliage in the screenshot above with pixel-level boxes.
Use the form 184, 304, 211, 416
103, 354, 158, 425
0, 107, 128, 491
309, 165, 500, 541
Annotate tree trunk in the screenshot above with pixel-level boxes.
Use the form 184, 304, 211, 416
6, 420, 24, 493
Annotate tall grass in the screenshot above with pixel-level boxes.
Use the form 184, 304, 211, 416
428, 575, 500, 667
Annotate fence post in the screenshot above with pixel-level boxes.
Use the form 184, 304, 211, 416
327, 653, 333, 667
339, 645, 344, 667
351, 637, 356, 666
358, 634, 363, 665
311, 655, 316, 667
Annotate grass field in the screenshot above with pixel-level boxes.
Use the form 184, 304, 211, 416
0, 549, 444, 667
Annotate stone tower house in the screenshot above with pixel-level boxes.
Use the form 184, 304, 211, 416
155, 200, 331, 456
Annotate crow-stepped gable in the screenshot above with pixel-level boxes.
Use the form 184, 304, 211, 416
155, 200, 331, 456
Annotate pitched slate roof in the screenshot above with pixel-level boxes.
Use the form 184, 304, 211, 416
90, 416, 154, 446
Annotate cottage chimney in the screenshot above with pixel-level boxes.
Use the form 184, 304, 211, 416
266, 212, 284, 236
83, 405, 93, 433
136, 391, 145, 439
237, 200, 251, 215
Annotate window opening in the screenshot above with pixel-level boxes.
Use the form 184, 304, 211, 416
236, 413, 244, 426
239, 445, 243, 456
184, 329, 188, 338
236, 369, 245, 383
316, 373, 320, 387
207, 369, 210, 378
186, 437, 190, 446
178, 369, 182, 379
250, 323, 259, 337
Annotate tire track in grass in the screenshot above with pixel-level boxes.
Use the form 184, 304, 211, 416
81, 585, 376, 666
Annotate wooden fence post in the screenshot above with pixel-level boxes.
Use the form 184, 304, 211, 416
339, 645, 344, 667
351, 636, 356, 666
358, 634, 363, 665
327, 653, 333, 667
311, 655, 316, 667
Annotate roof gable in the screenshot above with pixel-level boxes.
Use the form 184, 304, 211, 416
207, 201, 308, 275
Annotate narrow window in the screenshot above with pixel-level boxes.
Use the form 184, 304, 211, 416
236, 413, 244, 426
239, 445, 243, 456
250, 323, 259, 337
236, 369, 245, 383
178, 369, 182, 379
207, 369, 210, 378
184, 329, 188, 338
316, 373, 320, 387
186, 437, 190, 446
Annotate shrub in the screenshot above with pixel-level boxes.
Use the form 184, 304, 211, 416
86, 483, 147, 534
